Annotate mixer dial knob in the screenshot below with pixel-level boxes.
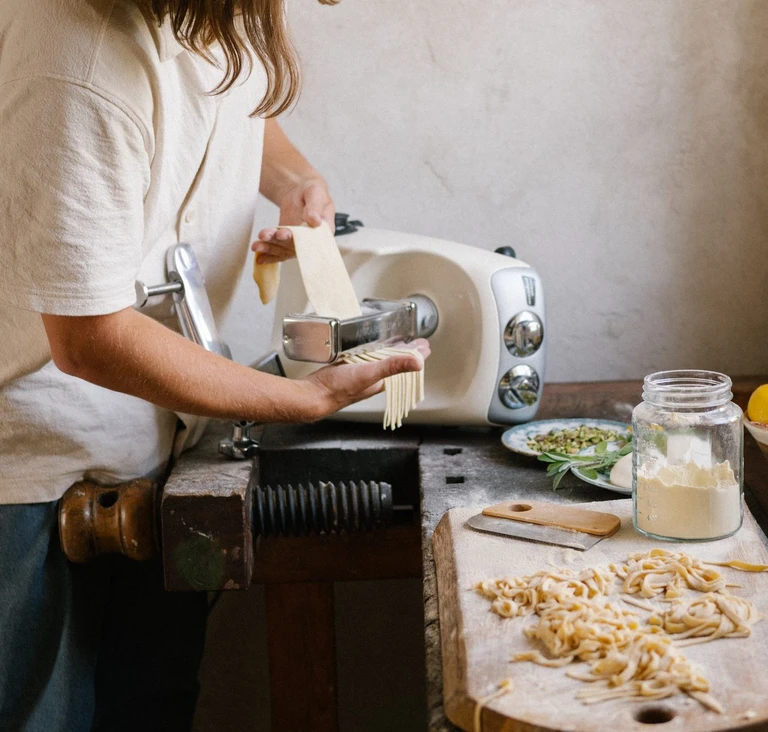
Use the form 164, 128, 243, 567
504, 311, 543, 357
498, 365, 540, 409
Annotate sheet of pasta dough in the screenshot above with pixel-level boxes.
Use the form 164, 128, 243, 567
250, 210, 281, 305
253, 259, 280, 305
281, 222, 362, 320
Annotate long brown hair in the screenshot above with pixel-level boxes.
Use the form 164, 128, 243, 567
135, 0, 338, 117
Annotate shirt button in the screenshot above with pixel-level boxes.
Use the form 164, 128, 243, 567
184, 209, 195, 223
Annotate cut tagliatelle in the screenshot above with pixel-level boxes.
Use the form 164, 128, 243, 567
569, 633, 720, 712
516, 594, 645, 668
475, 567, 614, 621
650, 592, 763, 647
611, 547, 727, 599
340, 347, 425, 429
474, 548, 765, 716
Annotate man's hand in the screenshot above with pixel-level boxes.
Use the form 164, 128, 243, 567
254, 118, 335, 265
299, 339, 431, 420
253, 176, 334, 264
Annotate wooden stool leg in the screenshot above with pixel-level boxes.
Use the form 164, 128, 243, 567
265, 581, 338, 732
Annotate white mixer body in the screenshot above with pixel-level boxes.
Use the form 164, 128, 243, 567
271, 228, 545, 426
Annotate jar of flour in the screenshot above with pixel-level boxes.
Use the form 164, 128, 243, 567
632, 370, 743, 541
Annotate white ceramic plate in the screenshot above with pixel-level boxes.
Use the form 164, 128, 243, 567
501, 418, 631, 458
571, 443, 632, 496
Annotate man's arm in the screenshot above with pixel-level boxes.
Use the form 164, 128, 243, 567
38, 121, 425, 423
42, 307, 428, 423
253, 118, 334, 264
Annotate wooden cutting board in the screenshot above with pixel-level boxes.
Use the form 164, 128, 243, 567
433, 499, 768, 732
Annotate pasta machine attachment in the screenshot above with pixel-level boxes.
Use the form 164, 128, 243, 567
281, 295, 439, 363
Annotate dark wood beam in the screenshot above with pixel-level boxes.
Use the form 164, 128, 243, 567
266, 581, 339, 732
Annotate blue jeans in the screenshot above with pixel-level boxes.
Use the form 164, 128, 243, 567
0, 502, 208, 732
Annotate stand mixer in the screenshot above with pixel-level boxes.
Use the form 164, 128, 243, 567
272, 215, 546, 427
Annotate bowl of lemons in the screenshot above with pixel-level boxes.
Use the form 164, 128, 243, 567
745, 384, 768, 459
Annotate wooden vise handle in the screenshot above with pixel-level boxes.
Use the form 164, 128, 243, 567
58, 479, 159, 563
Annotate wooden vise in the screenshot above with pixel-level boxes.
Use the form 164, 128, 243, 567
57, 423, 420, 591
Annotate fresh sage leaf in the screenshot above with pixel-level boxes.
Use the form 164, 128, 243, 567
536, 433, 632, 489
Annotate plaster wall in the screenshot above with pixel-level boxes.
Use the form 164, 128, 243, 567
223, 0, 768, 383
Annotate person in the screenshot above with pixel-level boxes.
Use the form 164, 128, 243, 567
0, 1, 429, 730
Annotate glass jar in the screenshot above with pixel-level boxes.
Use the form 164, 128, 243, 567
632, 370, 743, 541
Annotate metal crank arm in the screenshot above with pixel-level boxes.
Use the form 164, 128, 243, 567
135, 243, 282, 459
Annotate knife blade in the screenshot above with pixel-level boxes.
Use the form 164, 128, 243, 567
466, 513, 606, 551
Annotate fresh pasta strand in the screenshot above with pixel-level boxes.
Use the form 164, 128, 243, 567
704, 560, 768, 572
405, 370, 412, 420
621, 595, 657, 612
341, 345, 425, 430
473, 678, 514, 732
392, 372, 400, 429
400, 372, 406, 427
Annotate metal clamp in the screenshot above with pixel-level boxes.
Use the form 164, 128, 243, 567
218, 420, 260, 459
217, 352, 285, 459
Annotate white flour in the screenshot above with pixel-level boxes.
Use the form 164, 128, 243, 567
635, 460, 741, 539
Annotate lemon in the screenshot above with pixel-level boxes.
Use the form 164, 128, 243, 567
747, 384, 768, 423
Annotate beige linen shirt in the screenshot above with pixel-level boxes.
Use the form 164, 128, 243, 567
0, 0, 267, 503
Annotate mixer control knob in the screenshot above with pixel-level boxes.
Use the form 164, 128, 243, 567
498, 365, 540, 409
494, 246, 517, 258
504, 311, 543, 357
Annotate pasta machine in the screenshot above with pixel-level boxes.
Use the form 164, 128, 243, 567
272, 215, 546, 427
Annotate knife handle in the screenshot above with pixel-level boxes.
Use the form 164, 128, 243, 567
482, 500, 620, 537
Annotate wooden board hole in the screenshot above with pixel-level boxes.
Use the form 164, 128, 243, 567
445, 476, 465, 484
443, 448, 463, 455
633, 705, 676, 724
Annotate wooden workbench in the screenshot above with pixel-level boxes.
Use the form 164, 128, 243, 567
171, 378, 768, 731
